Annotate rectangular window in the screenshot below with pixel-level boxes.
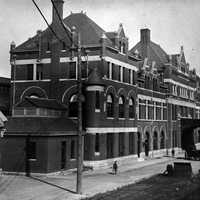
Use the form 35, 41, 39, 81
112, 64, 118, 81
119, 133, 125, 156
81, 61, 87, 78
95, 133, 100, 153
156, 102, 162, 120
129, 133, 135, 154
128, 69, 131, 84
119, 66, 122, 81
95, 91, 100, 110
106, 62, 110, 78
132, 71, 135, 85
28, 141, 36, 160
36, 64, 43, 80
163, 103, 167, 120
27, 64, 33, 80
111, 63, 115, 80
69, 62, 76, 79
172, 104, 176, 120
148, 100, 154, 120
123, 67, 126, 82
139, 99, 146, 119
70, 140, 75, 159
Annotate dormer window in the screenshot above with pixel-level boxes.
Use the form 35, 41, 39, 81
122, 42, 126, 54
119, 41, 126, 54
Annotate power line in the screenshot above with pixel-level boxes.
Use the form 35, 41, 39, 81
32, 0, 63, 44
50, 0, 73, 44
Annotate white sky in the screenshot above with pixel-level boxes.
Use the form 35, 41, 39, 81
0, 0, 200, 77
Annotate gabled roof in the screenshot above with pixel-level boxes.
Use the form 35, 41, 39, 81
16, 97, 67, 110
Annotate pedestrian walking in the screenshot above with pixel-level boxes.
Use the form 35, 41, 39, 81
113, 161, 118, 175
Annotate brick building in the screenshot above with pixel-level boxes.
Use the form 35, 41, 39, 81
1, 0, 200, 173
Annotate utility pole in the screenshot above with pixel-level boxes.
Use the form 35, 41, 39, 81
76, 32, 83, 194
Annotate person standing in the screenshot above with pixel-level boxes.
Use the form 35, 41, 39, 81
113, 161, 118, 175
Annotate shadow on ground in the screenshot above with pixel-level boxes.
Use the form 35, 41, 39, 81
30, 176, 76, 194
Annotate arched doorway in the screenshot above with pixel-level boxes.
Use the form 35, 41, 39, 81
144, 132, 150, 156
153, 131, 158, 150
160, 131, 165, 149
137, 132, 141, 157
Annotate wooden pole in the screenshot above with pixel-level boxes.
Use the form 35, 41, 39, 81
76, 32, 83, 194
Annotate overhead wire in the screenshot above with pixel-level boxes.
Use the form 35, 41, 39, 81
32, 0, 63, 44
50, 0, 73, 44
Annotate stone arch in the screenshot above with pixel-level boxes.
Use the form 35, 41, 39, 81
105, 85, 117, 97
127, 90, 136, 99
143, 126, 151, 139
62, 85, 77, 105
152, 127, 159, 150
117, 88, 127, 118
160, 126, 167, 139
117, 88, 127, 97
144, 126, 151, 156
20, 86, 48, 101
160, 126, 167, 149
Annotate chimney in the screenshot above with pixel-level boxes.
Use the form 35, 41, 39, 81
141, 29, 150, 44
52, 0, 64, 25
140, 28, 150, 59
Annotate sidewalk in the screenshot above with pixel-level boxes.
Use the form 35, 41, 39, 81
0, 156, 199, 200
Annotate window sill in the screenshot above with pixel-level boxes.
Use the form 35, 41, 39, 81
129, 118, 135, 120
106, 117, 114, 119
68, 117, 78, 119
46, 51, 51, 53
70, 158, 76, 161
118, 118, 125, 120
95, 109, 101, 113
28, 159, 37, 162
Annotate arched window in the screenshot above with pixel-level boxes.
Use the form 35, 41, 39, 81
160, 131, 165, 149
123, 43, 126, 54
119, 96, 125, 118
69, 94, 78, 117
153, 131, 158, 150
28, 94, 39, 98
129, 98, 135, 118
106, 94, 114, 117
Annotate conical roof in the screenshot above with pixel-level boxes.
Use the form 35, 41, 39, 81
86, 67, 105, 86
